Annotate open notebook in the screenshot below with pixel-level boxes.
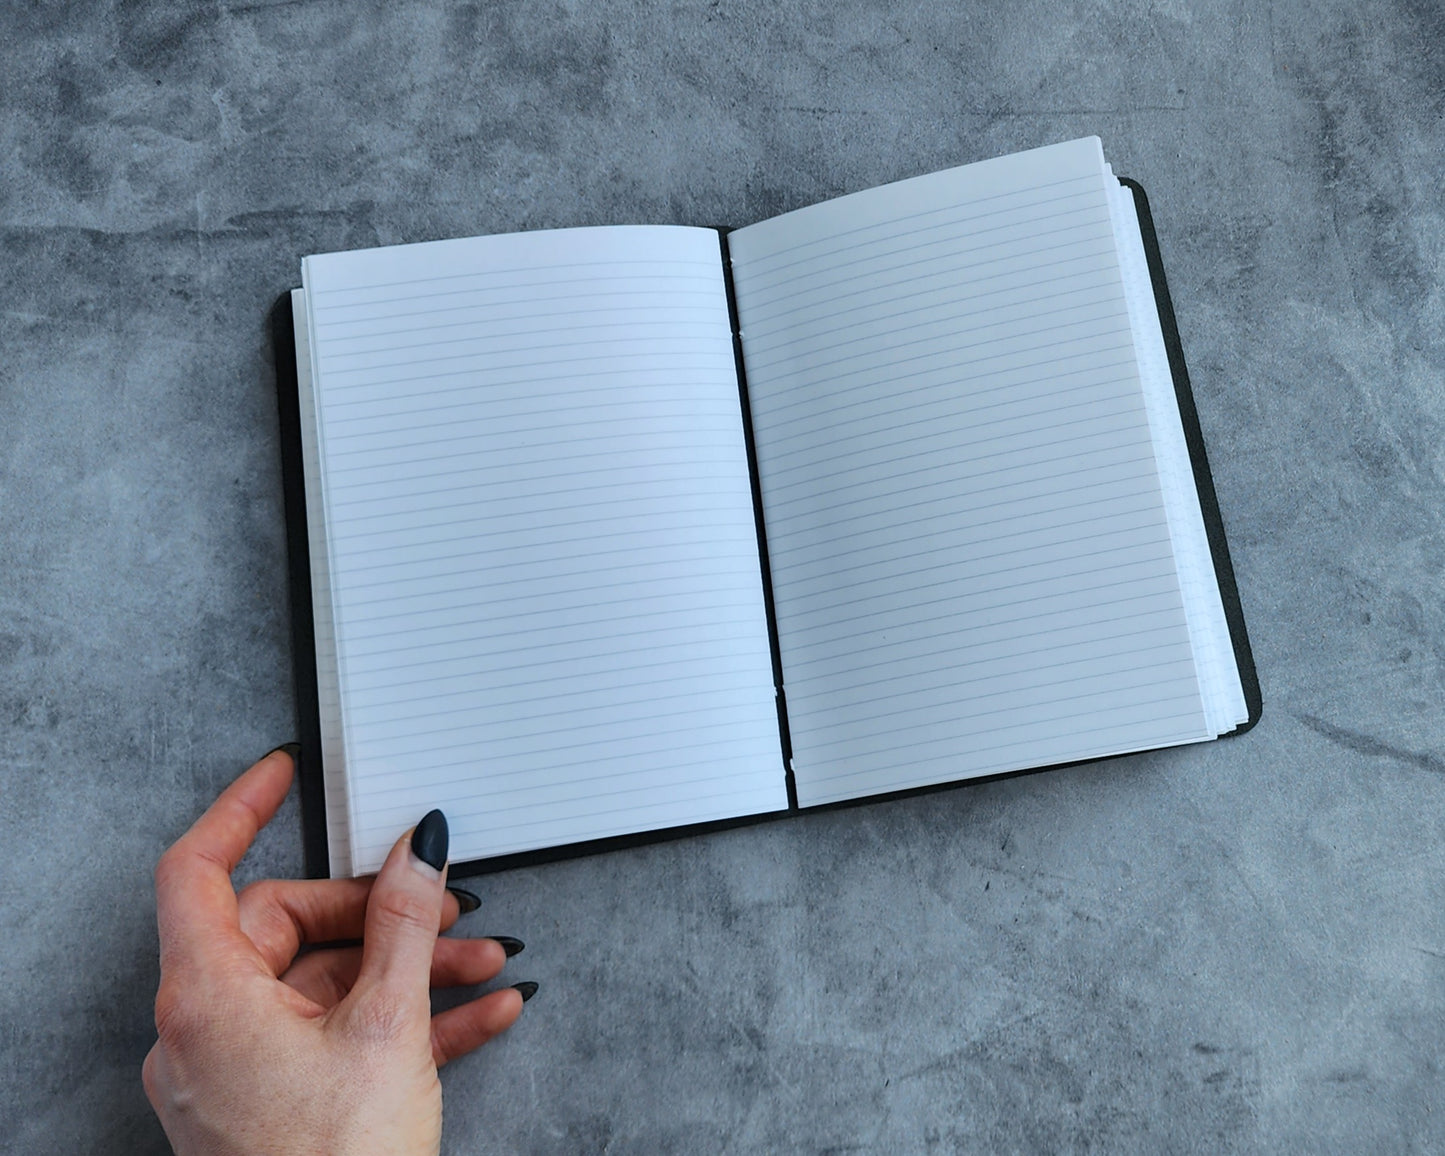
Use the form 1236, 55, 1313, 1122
272, 137, 1259, 878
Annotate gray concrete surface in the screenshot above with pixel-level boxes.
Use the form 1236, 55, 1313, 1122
3, 1, 1444, 1151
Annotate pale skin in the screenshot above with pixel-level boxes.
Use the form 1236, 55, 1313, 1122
144, 748, 524, 1155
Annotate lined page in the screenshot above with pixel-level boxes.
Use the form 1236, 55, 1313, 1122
728, 138, 1211, 807
302, 226, 784, 874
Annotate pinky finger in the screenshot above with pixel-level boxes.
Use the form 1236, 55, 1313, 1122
431, 986, 531, 1067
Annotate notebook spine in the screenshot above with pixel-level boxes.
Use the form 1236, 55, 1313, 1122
717, 227, 797, 805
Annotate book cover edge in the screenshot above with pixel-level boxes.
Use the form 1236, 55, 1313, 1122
270, 293, 334, 879
1119, 177, 1263, 734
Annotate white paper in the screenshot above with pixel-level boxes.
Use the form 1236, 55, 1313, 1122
730, 138, 1213, 806
302, 226, 784, 873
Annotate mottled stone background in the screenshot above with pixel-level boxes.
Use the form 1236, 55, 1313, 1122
3, 1, 1443, 1152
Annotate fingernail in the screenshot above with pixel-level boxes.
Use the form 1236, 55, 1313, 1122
265, 742, 302, 761
511, 981, 538, 1002
446, 886, 481, 914
411, 809, 449, 873
492, 936, 525, 957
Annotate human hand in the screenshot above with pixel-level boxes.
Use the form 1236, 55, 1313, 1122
143, 746, 534, 1156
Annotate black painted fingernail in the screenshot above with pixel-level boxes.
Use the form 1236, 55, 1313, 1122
265, 742, 302, 760
511, 981, 538, 1002
411, 809, 449, 871
446, 886, 481, 914
493, 936, 525, 957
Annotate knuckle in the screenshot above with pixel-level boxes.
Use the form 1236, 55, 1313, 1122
153, 847, 184, 891
237, 878, 281, 910
431, 1017, 485, 1068
140, 1044, 173, 1113
429, 1020, 457, 1067
140, 1047, 158, 1100
152, 981, 203, 1044
344, 988, 411, 1044
371, 887, 435, 936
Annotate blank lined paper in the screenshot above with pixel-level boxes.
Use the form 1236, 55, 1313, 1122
302, 226, 784, 873
728, 138, 1211, 806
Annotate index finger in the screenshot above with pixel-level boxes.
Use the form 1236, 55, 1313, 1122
154, 746, 296, 977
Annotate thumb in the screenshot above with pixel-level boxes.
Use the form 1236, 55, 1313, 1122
352, 809, 450, 1011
